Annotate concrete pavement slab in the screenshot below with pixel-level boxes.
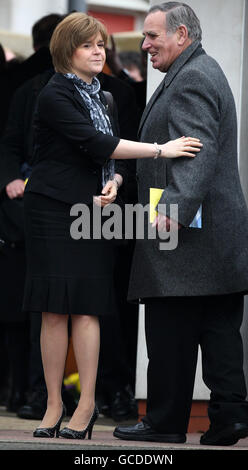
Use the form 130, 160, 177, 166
0, 406, 248, 468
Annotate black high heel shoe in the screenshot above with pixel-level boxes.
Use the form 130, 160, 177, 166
33, 404, 66, 438
59, 405, 99, 440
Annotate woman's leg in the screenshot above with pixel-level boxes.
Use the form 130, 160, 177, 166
67, 314, 100, 430
38, 312, 69, 428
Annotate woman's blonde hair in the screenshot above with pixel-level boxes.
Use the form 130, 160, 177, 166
50, 12, 108, 73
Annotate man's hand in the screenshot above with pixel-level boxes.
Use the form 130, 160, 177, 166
6, 179, 25, 199
152, 213, 182, 232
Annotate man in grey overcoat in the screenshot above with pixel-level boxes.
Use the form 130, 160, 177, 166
114, 2, 248, 446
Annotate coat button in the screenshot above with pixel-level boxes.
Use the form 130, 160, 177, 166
79, 146, 88, 152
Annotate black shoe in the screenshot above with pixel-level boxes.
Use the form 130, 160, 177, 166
113, 421, 186, 443
111, 385, 138, 422
0, 386, 9, 407
200, 422, 248, 446
33, 404, 66, 438
96, 392, 111, 417
17, 404, 45, 420
17, 390, 47, 420
6, 391, 26, 412
59, 405, 99, 440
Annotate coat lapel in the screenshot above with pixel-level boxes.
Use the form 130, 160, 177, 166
138, 41, 203, 136
138, 77, 166, 137
163, 40, 202, 88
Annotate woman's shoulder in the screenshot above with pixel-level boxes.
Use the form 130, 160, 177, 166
42, 72, 74, 95
38, 72, 75, 104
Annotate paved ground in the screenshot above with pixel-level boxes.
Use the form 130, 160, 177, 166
0, 407, 248, 466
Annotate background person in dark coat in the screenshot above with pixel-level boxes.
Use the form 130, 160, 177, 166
0, 46, 30, 412
114, 2, 248, 447
8, 13, 63, 92
106, 35, 147, 118
0, 13, 64, 414
96, 72, 140, 421
0, 44, 14, 136
0, 44, 12, 405
0, 68, 56, 419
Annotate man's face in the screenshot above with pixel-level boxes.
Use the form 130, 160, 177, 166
142, 10, 181, 73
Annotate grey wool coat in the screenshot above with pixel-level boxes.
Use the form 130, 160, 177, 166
128, 40, 248, 301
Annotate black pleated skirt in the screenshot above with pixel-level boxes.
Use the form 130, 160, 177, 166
23, 192, 118, 316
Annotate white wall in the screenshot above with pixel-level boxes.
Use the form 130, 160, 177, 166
136, 0, 248, 401
0, 0, 68, 35
0, 0, 149, 36
0, 0, 147, 57
89, 0, 149, 12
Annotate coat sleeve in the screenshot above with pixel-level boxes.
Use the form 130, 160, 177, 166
0, 86, 27, 192
37, 85, 120, 167
157, 68, 220, 226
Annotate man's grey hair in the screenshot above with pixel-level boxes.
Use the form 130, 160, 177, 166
148, 2, 202, 42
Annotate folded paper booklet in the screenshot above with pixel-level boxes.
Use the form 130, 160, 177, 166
149, 187, 202, 228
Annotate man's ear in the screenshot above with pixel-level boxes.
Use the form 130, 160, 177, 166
176, 25, 188, 45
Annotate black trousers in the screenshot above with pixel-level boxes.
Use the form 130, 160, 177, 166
96, 242, 139, 399
144, 293, 248, 434
29, 312, 46, 393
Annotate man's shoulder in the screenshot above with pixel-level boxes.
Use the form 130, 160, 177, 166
186, 49, 225, 80
177, 51, 227, 92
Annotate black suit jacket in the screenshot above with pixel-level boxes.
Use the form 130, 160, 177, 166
26, 72, 125, 204
9, 46, 54, 91
0, 69, 54, 193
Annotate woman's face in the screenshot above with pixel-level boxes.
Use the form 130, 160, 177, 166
71, 32, 106, 83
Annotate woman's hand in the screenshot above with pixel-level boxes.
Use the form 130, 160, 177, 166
93, 179, 118, 207
161, 136, 203, 158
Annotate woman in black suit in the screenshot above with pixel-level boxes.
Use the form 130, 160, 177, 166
24, 12, 202, 440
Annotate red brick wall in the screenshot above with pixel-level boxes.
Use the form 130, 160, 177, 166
88, 10, 135, 33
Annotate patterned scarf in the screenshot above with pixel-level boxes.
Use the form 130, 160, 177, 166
64, 73, 115, 187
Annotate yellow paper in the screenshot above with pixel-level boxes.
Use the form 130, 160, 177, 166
149, 187, 164, 223
150, 187, 202, 228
